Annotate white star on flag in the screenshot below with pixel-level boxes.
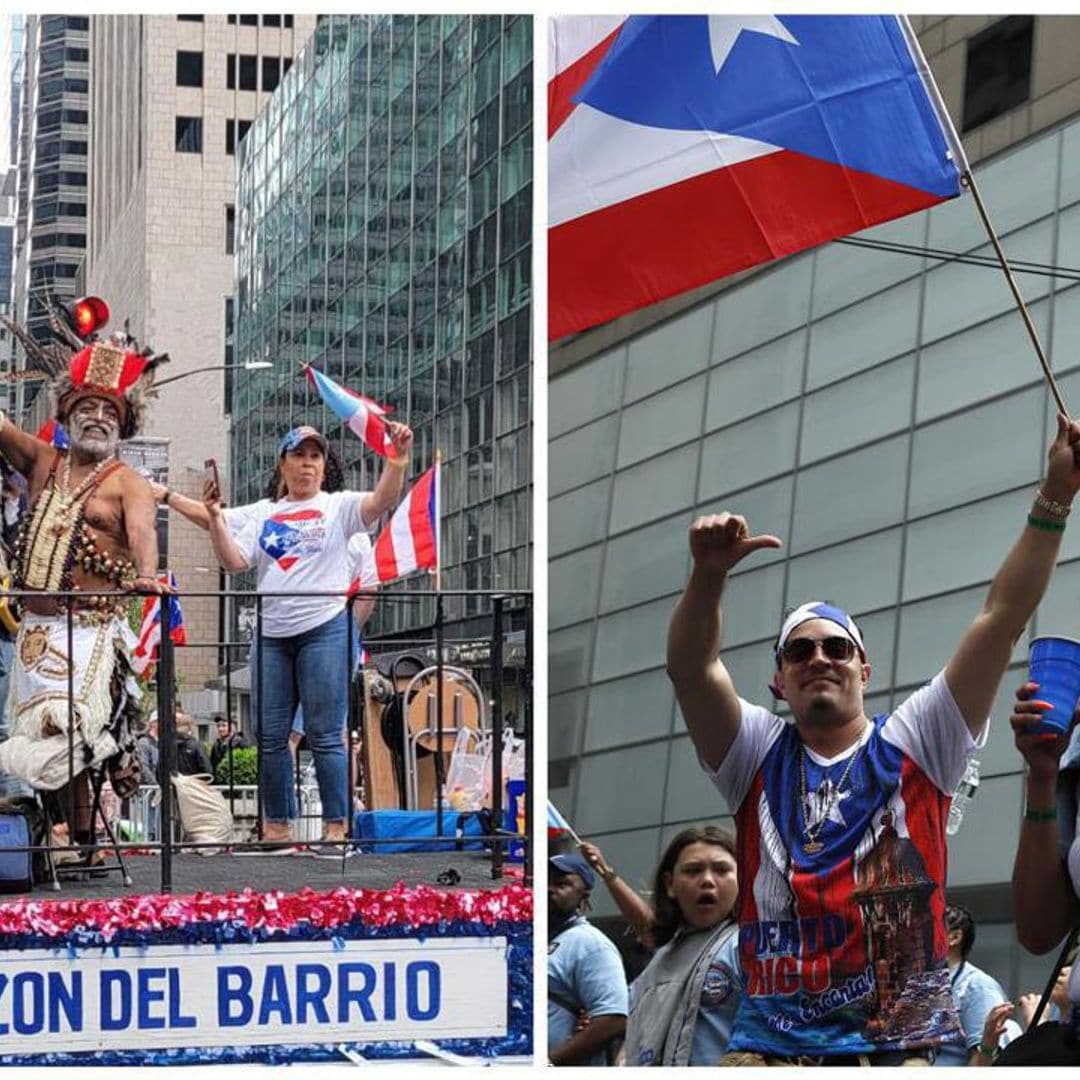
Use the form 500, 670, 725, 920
707, 16, 799, 75
804, 778, 851, 830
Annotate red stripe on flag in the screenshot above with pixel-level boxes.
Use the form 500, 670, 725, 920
408, 468, 437, 570
549, 149, 943, 339
548, 26, 622, 138
374, 525, 399, 583
363, 407, 388, 456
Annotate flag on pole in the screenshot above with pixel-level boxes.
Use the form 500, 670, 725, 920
547, 801, 578, 841
304, 365, 394, 457
358, 464, 440, 586
549, 15, 968, 338
35, 419, 68, 449
131, 574, 187, 676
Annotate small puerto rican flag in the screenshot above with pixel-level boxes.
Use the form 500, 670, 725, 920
304, 364, 394, 457
547, 801, 577, 840
131, 574, 187, 676
358, 464, 440, 586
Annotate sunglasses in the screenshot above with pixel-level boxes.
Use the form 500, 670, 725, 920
780, 636, 857, 664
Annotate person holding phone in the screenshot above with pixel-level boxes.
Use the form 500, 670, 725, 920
201, 423, 412, 856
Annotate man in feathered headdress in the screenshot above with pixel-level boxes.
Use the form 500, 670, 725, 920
0, 299, 169, 854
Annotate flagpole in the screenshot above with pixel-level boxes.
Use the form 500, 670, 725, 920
961, 169, 1069, 418
433, 449, 445, 836
434, 449, 442, 593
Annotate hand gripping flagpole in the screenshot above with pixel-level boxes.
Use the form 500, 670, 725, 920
962, 170, 1070, 418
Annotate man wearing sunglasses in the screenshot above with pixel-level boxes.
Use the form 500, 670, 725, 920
667, 414, 1080, 1065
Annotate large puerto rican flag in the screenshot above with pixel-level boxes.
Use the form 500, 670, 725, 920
549, 16, 968, 339
359, 464, 440, 586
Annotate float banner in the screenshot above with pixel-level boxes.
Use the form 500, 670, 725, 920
0, 937, 505, 1053
0, 883, 531, 1065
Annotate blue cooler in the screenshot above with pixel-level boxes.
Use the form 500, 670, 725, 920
0, 811, 33, 893
352, 809, 489, 854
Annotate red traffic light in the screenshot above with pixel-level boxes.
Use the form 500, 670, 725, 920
71, 296, 110, 339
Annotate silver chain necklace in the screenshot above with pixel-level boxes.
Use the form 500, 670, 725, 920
798, 725, 869, 854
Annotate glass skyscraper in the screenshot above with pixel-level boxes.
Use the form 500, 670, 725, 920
232, 14, 532, 638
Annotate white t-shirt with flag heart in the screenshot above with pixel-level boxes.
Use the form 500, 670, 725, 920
224, 489, 373, 638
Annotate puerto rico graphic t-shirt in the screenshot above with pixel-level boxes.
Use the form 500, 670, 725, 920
706, 671, 986, 1057
224, 489, 372, 637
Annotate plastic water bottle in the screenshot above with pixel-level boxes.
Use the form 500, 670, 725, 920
946, 758, 980, 835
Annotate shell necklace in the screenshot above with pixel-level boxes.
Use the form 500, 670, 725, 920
49, 453, 111, 536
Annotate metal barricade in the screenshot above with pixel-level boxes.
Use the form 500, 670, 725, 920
125, 784, 323, 845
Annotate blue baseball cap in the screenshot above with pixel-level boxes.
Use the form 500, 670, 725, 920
279, 425, 328, 456
550, 852, 595, 889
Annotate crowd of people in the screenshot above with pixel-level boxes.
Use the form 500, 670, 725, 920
0, 303, 404, 864
549, 416, 1080, 1066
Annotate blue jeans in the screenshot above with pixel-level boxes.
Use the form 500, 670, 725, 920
253, 610, 351, 824
287, 623, 361, 819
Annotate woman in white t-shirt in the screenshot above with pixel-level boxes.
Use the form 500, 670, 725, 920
204, 422, 411, 855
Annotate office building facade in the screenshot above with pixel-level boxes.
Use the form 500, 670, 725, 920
82, 14, 315, 691
9, 14, 89, 417
232, 14, 533, 640
549, 15, 1080, 993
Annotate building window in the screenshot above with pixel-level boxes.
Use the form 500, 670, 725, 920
175, 115, 202, 153
225, 204, 235, 255
176, 50, 203, 88
227, 14, 236, 23
962, 15, 1034, 132
262, 15, 281, 27
284, 14, 293, 28
282, 57, 292, 76
177, 14, 204, 21
226, 118, 252, 156
240, 14, 258, 26
224, 297, 235, 414
239, 54, 257, 90
227, 53, 236, 89
262, 55, 281, 92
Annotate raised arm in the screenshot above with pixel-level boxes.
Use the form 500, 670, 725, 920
945, 414, 1080, 735
579, 841, 657, 949
202, 474, 249, 574
1009, 682, 1080, 953
150, 480, 211, 531
667, 513, 782, 771
360, 422, 413, 526
0, 412, 47, 478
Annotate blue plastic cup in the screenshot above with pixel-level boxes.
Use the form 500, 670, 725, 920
1028, 636, 1080, 734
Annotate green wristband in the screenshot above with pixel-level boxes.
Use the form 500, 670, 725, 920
1025, 805, 1058, 822
977, 1042, 996, 1057
1028, 514, 1067, 533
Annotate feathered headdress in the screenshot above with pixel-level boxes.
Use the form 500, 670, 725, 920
0, 296, 168, 439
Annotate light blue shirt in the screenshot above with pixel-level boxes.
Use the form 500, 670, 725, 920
934, 961, 1008, 1067
689, 931, 740, 1065
548, 915, 628, 1065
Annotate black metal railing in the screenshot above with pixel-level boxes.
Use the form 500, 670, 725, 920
0, 586, 533, 894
